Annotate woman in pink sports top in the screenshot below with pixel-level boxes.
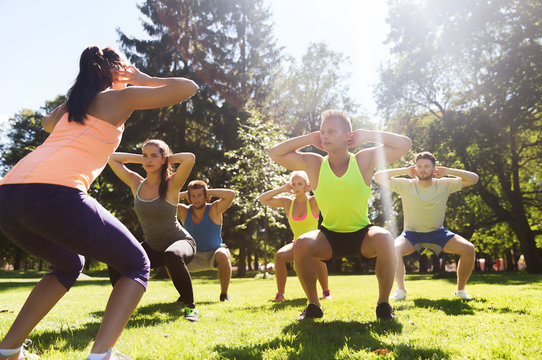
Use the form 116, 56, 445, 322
0, 46, 198, 360
258, 171, 331, 302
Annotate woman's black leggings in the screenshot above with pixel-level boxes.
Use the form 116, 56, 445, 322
109, 239, 196, 305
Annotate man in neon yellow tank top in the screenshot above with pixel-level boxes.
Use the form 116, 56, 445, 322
270, 110, 412, 320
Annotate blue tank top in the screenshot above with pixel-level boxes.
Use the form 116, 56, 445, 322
184, 204, 223, 252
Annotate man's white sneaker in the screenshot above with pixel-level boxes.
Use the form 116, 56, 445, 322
454, 290, 472, 300
390, 288, 407, 300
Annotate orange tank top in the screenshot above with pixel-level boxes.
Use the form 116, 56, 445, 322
0, 113, 124, 192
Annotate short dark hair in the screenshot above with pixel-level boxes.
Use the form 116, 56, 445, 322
187, 180, 208, 200
415, 151, 437, 165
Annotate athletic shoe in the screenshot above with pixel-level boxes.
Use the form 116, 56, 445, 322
454, 290, 472, 300
106, 350, 133, 360
184, 307, 199, 322
271, 292, 285, 302
219, 293, 231, 302
322, 289, 332, 300
296, 303, 324, 321
84, 349, 132, 360
376, 302, 396, 320
390, 288, 407, 300
3, 340, 39, 360
3, 349, 39, 360
5, 350, 39, 360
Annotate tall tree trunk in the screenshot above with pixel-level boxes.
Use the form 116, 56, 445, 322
237, 246, 247, 278
14, 248, 23, 270
419, 255, 428, 273
253, 250, 259, 271
246, 249, 252, 271
431, 254, 443, 273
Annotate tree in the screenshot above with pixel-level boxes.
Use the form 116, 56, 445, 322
222, 109, 289, 277
271, 42, 365, 135
377, 0, 542, 272
111, 0, 287, 273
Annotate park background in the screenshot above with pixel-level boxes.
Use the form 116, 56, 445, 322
0, 0, 541, 276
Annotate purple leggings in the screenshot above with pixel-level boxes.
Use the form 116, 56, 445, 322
0, 184, 150, 290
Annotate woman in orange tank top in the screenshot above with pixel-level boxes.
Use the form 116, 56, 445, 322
0, 46, 198, 360
258, 171, 331, 302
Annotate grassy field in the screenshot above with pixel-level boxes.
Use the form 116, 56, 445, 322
1, 270, 541, 359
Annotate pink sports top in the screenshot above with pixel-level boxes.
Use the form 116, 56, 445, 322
0, 113, 124, 192
288, 198, 319, 241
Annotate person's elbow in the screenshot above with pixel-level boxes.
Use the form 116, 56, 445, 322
185, 79, 199, 96
469, 173, 479, 186
181, 153, 196, 168
269, 146, 280, 163
401, 136, 413, 153
373, 172, 384, 185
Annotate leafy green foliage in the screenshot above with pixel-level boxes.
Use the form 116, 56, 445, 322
377, 0, 542, 272
222, 109, 289, 275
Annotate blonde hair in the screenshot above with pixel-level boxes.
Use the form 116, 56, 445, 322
290, 170, 309, 185
321, 110, 352, 132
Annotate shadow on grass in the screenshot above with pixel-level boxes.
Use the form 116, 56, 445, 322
90, 302, 185, 329
405, 272, 542, 286
270, 298, 307, 310
215, 319, 450, 360
19, 302, 187, 353
413, 298, 475, 315
0, 278, 110, 292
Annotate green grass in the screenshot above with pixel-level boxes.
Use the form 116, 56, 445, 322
1, 271, 541, 359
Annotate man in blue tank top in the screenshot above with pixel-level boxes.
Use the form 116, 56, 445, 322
178, 180, 235, 301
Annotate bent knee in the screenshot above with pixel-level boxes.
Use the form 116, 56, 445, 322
215, 250, 231, 263
293, 236, 312, 253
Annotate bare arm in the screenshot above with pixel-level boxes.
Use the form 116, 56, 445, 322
177, 203, 189, 224
178, 191, 188, 203
42, 102, 67, 133
269, 132, 323, 172
434, 167, 479, 187
167, 153, 196, 192
373, 166, 416, 186
108, 153, 144, 194
207, 189, 236, 214
257, 184, 292, 209
116, 66, 198, 111
350, 129, 412, 166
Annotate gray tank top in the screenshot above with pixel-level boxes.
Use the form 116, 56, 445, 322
134, 180, 193, 252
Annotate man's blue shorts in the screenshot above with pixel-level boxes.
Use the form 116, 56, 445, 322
401, 228, 456, 256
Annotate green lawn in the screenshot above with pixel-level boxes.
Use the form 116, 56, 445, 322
1, 270, 541, 359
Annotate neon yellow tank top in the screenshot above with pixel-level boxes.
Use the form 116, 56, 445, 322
288, 198, 319, 240
314, 153, 371, 232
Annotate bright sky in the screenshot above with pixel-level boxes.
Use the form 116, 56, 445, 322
0, 0, 390, 128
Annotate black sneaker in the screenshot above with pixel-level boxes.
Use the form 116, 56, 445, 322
376, 301, 396, 320
220, 293, 231, 302
296, 303, 324, 321
185, 307, 199, 322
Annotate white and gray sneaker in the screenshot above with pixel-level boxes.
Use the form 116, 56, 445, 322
390, 288, 407, 300
454, 290, 472, 300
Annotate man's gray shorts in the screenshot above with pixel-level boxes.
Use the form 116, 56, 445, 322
187, 244, 231, 272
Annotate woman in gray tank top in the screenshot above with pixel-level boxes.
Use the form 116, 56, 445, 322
107, 139, 199, 321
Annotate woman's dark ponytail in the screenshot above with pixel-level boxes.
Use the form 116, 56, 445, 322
66, 46, 124, 124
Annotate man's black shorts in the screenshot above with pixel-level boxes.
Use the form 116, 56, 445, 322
319, 224, 373, 262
